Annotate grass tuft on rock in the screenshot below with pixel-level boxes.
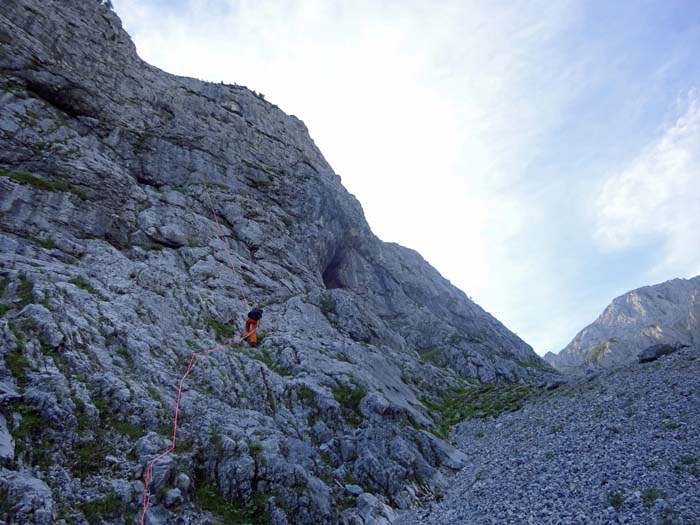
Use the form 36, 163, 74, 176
69, 276, 99, 295
11, 403, 52, 469
642, 487, 666, 507
5, 350, 30, 387
193, 480, 270, 524
298, 385, 317, 409
607, 489, 625, 511
417, 347, 443, 365
0, 169, 87, 199
17, 274, 34, 306
332, 376, 366, 426
6, 322, 29, 387
78, 494, 124, 524
206, 319, 236, 343
421, 383, 533, 439
320, 294, 337, 315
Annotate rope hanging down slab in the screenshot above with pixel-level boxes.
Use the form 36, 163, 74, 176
140, 184, 255, 523
139, 334, 249, 525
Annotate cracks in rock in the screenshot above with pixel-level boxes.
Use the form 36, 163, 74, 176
24, 77, 96, 120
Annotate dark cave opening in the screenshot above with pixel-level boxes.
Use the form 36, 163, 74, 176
322, 250, 344, 290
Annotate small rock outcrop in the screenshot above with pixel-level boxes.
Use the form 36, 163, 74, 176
546, 276, 700, 373
638, 342, 688, 363
0, 1, 553, 524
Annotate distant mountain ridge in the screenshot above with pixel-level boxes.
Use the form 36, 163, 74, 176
545, 276, 700, 372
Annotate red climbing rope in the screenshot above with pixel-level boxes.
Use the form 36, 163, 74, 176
139, 334, 249, 525
139, 185, 257, 523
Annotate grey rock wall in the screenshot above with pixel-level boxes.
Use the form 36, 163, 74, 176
546, 276, 700, 373
0, 1, 551, 523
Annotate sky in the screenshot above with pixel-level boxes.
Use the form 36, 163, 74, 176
112, 0, 700, 355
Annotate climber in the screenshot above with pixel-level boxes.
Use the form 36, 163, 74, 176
244, 307, 263, 346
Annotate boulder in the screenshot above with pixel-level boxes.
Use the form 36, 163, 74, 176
638, 343, 687, 363
0, 468, 55, 525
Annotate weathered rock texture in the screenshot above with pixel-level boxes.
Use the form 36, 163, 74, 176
0, 1, 551, 523
545, 276, 700, 373
398, 345, 700, 525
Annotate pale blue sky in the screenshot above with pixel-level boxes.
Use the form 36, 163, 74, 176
112, 0, 700, 354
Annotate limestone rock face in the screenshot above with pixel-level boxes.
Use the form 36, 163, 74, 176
0, 1, 550, 523
546, 276, 700, 373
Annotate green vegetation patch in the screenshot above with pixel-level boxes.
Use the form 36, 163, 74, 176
607, 489, 625, 511
210, 427, 224, 456
0, 169, 87, 199
297, 385, 317, 409
71, 393, 90, 433
94, 395, 144, 439
642, 487, 666, 507
514, 357, 555, 373
320, 294, 337, 315
17, 274, 34, 306
420, 383, 533, 439
73, 440, 109, 478
147, 386, 164, 407
206, 319, 236, 343
111, 419, 144, 440
584, 339, 618, 365
137, 242, 165, 251
332, 376, 367, 426
69, 277, 99, 295
674, 455, 700, 476
5, 349, 30, 387
72, 395, 143, 478
6, 322, 29, 387
250, 347, 274, 369
78, 494, 125, 524
242, 159, 276, 177
256, 329, 269, 344
11, 403, 51, 469
36, 237, 57, 250
193, 480, 269, 524
417, 347, 443, 365
248, 440, 263, 457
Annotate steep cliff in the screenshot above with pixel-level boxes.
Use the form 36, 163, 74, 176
0, 1, 551, 523
545, 276, 700, 373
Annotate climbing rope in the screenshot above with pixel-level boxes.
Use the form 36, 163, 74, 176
139, 333, 250, 525
140, 184, 256, 523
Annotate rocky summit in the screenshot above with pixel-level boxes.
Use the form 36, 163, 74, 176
0, 1, 554, 524
545, 276, 700, 374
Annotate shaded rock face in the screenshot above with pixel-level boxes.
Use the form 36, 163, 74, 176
0, 1, 549, 523
638, 343, 688, 364
546, 276, 700, 373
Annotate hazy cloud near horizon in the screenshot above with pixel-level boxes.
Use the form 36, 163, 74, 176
112, 0, 700, 354
595, 91, 700, 279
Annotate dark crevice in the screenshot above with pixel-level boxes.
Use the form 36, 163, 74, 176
322, 250, 344, 290
25, 79, 95, 119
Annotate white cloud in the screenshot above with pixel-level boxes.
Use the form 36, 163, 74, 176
595, 91, 700, 279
